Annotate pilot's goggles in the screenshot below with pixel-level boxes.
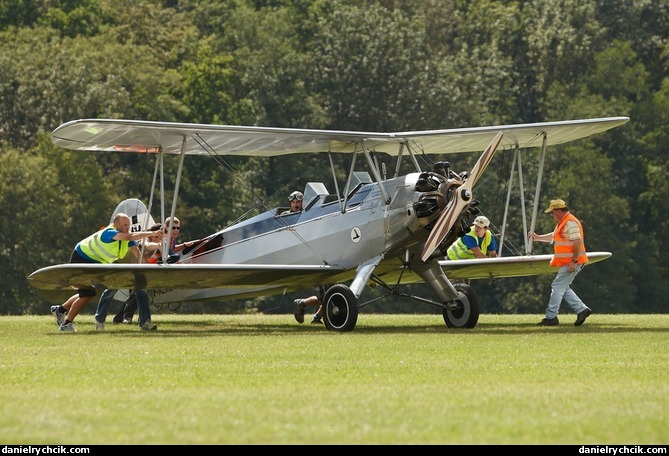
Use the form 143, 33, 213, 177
289, 192, 303, 202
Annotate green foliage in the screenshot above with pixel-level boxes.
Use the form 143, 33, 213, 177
0, 133, 119, 314
0, 0, 666, 315
178, 41, 239, 124
0, 26, 185, 150
589, 40, 650, 102
0, 0, 42, 29
0, 147, 60, 313
222, 2, 327, 128
38, 0, 111, 37
310, 2, 432, 131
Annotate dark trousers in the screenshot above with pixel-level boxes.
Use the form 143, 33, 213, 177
112, 292, 138, 323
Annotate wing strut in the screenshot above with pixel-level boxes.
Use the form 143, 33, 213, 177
498, 145, 517, 257
527, 133, 548, 254
516, 145, 528, 255
341, 148, 359, 213
138, 151, 162, 261
327, 152, 344, 212
158, 149, 165, 231
362, 142, 390, 204
393, 141, 407, 178
497, 132, 550, 257
348, 254, 385, 298
163, 135, 188, 260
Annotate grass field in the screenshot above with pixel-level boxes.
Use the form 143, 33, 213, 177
0, 313, 667, 445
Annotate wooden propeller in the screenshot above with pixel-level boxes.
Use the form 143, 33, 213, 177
420, 132, 504, 262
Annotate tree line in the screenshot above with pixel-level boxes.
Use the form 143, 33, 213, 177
1, 0, 667, 315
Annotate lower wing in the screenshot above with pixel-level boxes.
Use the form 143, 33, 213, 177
438, 252, 611, 280
28, 263, 343, 291
28, 252, 610, 303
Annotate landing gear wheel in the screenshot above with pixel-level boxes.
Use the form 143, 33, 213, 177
168, 302, 181, 312
443, 283, 479, 328
323, 284, 358, 332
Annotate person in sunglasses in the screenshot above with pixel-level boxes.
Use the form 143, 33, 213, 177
281, 190, 303, 214
114, 216, 200, 325
147, 216, 200, 263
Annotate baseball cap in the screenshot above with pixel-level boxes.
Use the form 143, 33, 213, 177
474, 215, 490, 228
544, 199, 567, 213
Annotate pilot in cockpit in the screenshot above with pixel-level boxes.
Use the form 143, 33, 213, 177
281, 190, 303, 215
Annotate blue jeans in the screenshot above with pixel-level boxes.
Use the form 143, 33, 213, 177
545, 264, 589, 319
95, 289, 152, 326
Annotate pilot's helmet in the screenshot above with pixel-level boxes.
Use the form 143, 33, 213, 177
288, 191, 303, 202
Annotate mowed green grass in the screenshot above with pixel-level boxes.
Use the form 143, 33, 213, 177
0, 313, 667, 445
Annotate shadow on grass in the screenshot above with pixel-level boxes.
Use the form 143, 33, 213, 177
46, 316, 669, 338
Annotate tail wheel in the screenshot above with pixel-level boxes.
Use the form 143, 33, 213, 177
443, 283, 479, 328
323, 284, 358, 332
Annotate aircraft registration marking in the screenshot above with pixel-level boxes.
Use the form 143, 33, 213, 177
350, 227, 361, 243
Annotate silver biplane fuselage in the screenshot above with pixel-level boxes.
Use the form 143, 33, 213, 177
156, 171, 454, 307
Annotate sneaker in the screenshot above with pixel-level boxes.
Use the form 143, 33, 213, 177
293, 299, 306, 324
94, 321, 105, 331
122, 318, 133, 325
537, 317, 559, 326
574, 308, 592, 327
50, 305, 66, 326
59, 322, 76, 332
311, 314, 323, 324
140, 321, 157, 331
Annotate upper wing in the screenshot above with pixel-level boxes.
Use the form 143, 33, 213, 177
438, 252, 612, 280
51, 117, 629, 157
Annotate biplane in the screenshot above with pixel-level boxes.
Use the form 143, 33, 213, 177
28, 116, 629, 331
